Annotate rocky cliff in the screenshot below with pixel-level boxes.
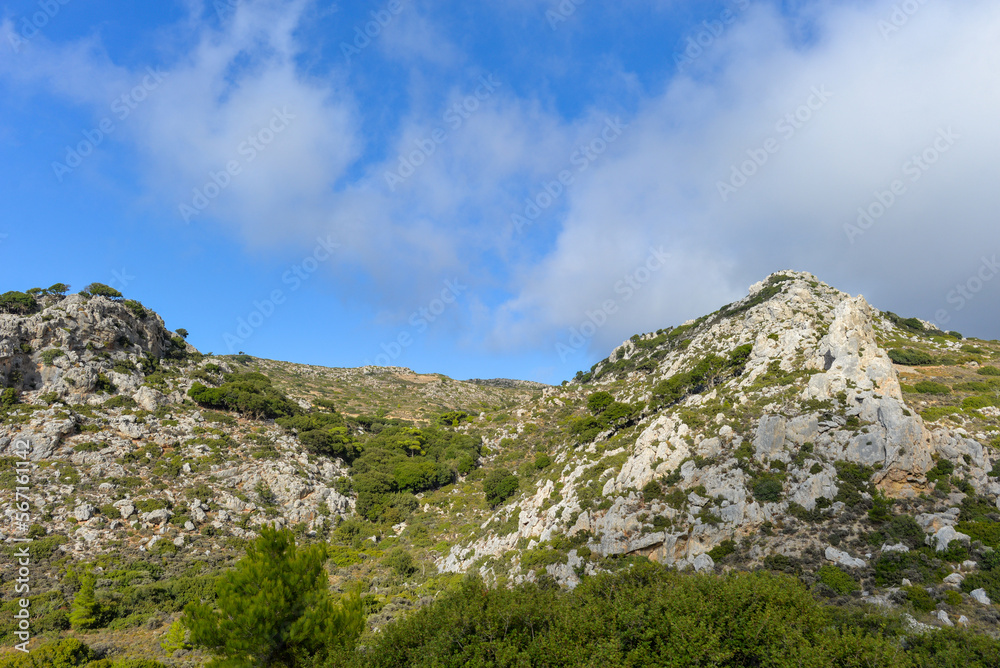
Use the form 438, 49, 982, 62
439, 272, 1000, 599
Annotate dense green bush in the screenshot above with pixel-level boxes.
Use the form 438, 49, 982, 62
978, 366, 1000, 376
913, 380, 951, 395
889, 349, 934, 365
122, 299, 148, 319
84, 282, 123, 300
188, 371, 300, 420
103, 395, 137, 409
816, 565, 859, 595
384, 547, 417, 576
833, 461, 875, 508
751, 473, 784, 503
436, 410, 470, 427
0, 388, 17, 409
483, 469, 519, 507
341, 560, 1000, 667
278, 410, 359, 461
902, 585, 936, 612
0, 291, 37, 315
0, 637, 93, 667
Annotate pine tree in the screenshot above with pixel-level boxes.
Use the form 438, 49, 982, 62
68, 573, 100, 630
182, 526, 364, 667
160, 619, 190, 656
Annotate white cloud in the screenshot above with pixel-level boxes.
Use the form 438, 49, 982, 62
4, 0, 999, 360
491, 0, 1000, 356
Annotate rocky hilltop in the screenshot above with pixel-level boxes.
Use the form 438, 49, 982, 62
440, 272, 999, 601
2, 272, 1000, 661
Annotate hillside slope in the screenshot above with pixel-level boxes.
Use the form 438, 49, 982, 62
2, 272, 1000, 663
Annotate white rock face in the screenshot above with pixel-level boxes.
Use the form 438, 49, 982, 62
691, 553, 715, 573
825, 546, 866, 569
133, 386, 168, 412
73, 504, 95, 521
928, 526, 971, 552
436, 271, 1000, 586
935, 610, 953, 627
971, 588, 992, 606
943, 573, 965, 586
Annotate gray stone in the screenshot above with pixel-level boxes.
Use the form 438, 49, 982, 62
935, 610, 953, 627
754, 416, 787, 463
133, 386, 168, 412
73, 503, 95, 521
971, 588, 992, 605
928, 525, 971, 552
845, 431, 887, 468
143, 509, 173, 524
825, 546, 866, 568
692, 553, 715, 573
943, 573, 964, 586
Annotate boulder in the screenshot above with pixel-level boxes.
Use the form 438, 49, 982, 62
928, 525, 970, 552
825, 546, 866, 568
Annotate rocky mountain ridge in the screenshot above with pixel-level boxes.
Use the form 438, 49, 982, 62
2, 271, 1000, 658
438, 272, 1000, 601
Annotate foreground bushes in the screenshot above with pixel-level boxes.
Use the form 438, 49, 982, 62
338, 562, 1000, 667
0, 638, 166, 667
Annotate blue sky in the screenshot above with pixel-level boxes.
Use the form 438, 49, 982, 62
2, 0, 999, 384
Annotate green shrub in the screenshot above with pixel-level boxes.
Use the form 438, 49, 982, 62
642, 478, 664, 501
978, 366, 1000, 376
384, 547, 416, 576
122, 299, 148, 319
85, 282, 123, 300
0, 637, 93, 667
889, 349, 934, 365
95, 373, 116, 394
752, 474, 783, 503
436, 410, 470, 427
188, 371, 299, 420
351, 561, 997, 667
587, 391, 615, 414
41, 348, 65, 365
882, 514, 925, 549
483, 469, 519, 507
707, 540, 736, 562
816, 565, 859, 595
964, 395, 997, 410
0, 388, 18, 409
182, 527, 364, 666
914, 380, 951, 395
112, 359, 136, 375
902, 585, 936, 612
0, 291, 38, 315
103, 395, 136, 409
921, 406, 963, 423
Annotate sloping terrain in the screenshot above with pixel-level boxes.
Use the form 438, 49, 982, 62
2, 272, 1000, 664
